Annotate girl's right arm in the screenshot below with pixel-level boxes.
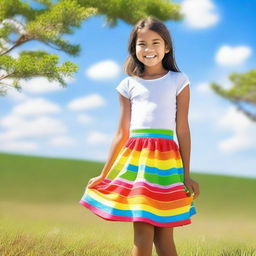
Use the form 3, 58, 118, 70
87, 93, 131, 188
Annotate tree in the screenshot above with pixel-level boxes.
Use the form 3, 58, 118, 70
0, 0, 183, 96
210, 70, 256, 121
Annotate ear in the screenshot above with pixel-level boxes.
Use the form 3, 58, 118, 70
165, 46, 170, 54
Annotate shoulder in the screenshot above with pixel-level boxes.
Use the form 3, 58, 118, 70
115, 76, 132, 99
171, 71, 190, 84
170, 71, 189, 80
174, 71, 190, 96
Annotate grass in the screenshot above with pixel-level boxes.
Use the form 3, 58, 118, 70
0, 152, 256, 255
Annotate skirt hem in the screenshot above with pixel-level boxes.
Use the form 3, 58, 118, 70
79, 199, 195, 228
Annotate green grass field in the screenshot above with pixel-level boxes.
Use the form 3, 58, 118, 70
0, 152, 256, 256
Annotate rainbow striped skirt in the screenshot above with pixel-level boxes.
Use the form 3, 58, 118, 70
79, 128, 197, 227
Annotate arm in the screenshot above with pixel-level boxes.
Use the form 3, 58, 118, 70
87, 92, 131, 188
176, 85, 200, 199
99, 93, 131, 178
176, 85, 191, 179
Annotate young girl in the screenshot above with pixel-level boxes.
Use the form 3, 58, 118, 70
80, 16, 200, 256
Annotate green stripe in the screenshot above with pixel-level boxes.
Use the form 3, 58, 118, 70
120, 171, 183, 186
130, 128, 174, 136
106, 167, 183, 186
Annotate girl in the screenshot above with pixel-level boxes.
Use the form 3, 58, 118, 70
80, 16, 200, 256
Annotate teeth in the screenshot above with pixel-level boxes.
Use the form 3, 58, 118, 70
145, 55, 156, 58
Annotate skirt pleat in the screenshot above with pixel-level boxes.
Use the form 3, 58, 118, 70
79, 128, 197, 227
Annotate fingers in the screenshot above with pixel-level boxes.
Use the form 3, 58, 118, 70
191, 184, 200, 199
87, 178, 95, 188
87, 177, 101, 189
186, 183, 200, 199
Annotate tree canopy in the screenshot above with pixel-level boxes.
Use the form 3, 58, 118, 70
211, 70, 256, 121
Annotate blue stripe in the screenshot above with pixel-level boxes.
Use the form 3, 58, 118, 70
130, 133, 173, 139
127, 164, 184, 176
82, 194, 196, 223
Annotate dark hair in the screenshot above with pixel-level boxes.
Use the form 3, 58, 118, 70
123, 16, 181, 77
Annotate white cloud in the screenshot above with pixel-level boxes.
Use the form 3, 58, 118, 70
0, 140, 38, 152
86, 131, 113, 145
20, 77, 74, 94
196, 82, 211, 93
1, 115, 25, 128
77, 114, 94, 124
181, 0, 219, 28
215, 106, 256, 153
67, 94, 105, 111
0, 75, 27, 101
12, 98, 61, 116
5, 88, 28, 102
48, 136, 76, 147
0, 77, 28, 101
85, 60, 121, 80
2, 75, 74, 101
215, 45, 252, 66
0, 115, 67, 140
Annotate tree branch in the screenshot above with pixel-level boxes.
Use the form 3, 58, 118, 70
0, 34, 31, 56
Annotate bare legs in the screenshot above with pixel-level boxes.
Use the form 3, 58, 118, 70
132, 222, 154, 256
132, 222, 178, 256
153, 226, 178, 256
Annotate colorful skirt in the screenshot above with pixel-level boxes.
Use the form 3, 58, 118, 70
79, 128, 197, 227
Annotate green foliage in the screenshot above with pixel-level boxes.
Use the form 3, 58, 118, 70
78, 0, 182, 26
210, 69, 256, 121
0, 51, 78, 95
0, 0, 31, 22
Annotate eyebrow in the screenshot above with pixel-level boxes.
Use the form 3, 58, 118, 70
137, 39, 161, 42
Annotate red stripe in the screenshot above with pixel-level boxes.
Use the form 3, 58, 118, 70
124, 137, 179, 152
93, 185, 188, 201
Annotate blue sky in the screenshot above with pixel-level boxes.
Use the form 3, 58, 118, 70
0, 0, 255, 178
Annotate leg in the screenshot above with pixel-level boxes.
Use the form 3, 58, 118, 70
132, 221, 154, 256
153, 226, 178, 256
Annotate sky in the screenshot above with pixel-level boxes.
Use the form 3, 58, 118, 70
0, 0, 256, 178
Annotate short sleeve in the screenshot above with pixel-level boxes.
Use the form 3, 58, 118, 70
176, 72, 190, 96
115, 77, 130, 99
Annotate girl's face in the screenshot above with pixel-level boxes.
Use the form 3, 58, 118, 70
135, 28, 169, 69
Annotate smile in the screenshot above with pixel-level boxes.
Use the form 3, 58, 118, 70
144, 55, 156, 59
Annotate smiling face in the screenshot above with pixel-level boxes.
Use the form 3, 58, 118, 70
135, 28, 170, 70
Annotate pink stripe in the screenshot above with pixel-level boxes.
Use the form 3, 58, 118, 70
79, 200, 191, 228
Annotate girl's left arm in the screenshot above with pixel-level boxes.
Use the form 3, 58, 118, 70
176, 85, 191, 179
176, 85, 200, 199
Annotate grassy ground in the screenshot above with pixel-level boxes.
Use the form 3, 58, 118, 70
0, 152, 256, 255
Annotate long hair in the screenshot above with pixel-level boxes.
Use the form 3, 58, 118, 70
123, 16, 181, 77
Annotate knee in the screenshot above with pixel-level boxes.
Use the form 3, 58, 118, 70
134, 230, 154, 244
133, 222, 154, 245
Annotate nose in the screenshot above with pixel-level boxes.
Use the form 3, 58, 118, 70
144, 47, 154, 54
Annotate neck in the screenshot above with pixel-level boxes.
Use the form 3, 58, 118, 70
143, 66, 167, 76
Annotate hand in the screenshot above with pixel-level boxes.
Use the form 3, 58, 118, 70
184, 176, 200, 200
87, 175, 105, 189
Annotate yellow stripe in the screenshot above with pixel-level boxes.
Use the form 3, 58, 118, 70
115, 153, 183, 169
86, 189, 191, 216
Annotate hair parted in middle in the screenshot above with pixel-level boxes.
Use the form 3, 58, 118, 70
123, 16, 181, 77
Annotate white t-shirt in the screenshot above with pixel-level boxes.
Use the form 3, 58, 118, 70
115, 70, 190, 131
